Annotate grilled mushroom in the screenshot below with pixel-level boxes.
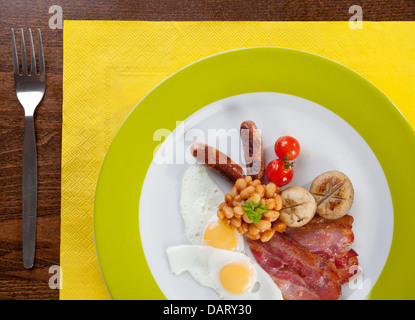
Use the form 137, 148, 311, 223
279, 186, 317, 227
310, 171, 354, 219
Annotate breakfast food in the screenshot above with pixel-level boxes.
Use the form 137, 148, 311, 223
190, 142, 245, 183
310, 171, 354, 219
265, 158, 294, 187
216, 176, 287, 242
240, 120, 265, 180
247, 230, 342, 300
285, 215, 359, 283
248, 214, 359, 300
167, 119, 360, 300
266, 135, 299, 187
274, 136, 301, 161
279, 187, 317, 227
180, 166, 244, 252
274, 136, 301, 160
166, 245, 283, 300
167, 165, 283, 300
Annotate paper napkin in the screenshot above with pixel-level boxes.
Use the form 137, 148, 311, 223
61, 21, 415, 299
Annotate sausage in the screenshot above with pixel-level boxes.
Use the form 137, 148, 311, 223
240, 120, 265, 181
190, 142, 245, 183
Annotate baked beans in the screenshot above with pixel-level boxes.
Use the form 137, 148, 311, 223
217, 176, 287, 242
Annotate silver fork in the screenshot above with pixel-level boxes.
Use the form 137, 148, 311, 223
11, 28, 46, 269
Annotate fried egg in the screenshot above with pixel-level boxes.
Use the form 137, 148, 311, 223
180, 165, 244, 252
166, 245, 283, 300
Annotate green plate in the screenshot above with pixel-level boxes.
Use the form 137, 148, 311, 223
94, 47, 415, 300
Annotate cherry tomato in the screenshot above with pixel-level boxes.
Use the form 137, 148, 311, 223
275, 136, 300, 160
265, 159, 294, 187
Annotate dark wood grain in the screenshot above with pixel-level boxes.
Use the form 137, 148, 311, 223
0, 0, 413, 300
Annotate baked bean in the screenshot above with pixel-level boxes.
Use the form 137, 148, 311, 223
245, 176, 253, 184
233, 200, 243, 207
260, 198, 266, 207
260, 230, 275, 242
242, 222, 249, 233
233, 206, 244, 217
272, 221, 287, 233
266, 198, 276, 210
249, 224, 260, 235
231, 186, 238, 197
275, 194, 283, 211
233, 195, 243, 206
237, 225, 246, 235
235, 178, 247, 191
264, 210, 279, 222
231, 217, 241, 228
247, 193, 261, 203
252, 179, 261, 186
242, 213, 253, 224
217, 209, 224, 220
240, 186, 255, 199
265, 182, 277, 198
223, 205, 234, 219
255, 219, 271, 231
245, 232, 260, 240
256, 185, 265, 198
225, 194, 233, 206
219, 202, 225, 209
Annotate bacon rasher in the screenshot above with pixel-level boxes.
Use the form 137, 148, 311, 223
248, 231, 342, 300
247, 215, 359, 300
285, 215, 359, 284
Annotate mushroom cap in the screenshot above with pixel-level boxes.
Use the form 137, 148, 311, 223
310, 171, 354, 219
279, 186, 317, 227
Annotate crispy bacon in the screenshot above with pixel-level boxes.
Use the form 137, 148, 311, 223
247, 231, 342, 300
247, 214, 359, 300
285, 215, 359, 284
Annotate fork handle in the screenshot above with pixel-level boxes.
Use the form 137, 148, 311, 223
22, 115, 37, 269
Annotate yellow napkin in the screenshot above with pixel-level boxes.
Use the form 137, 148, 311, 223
61, 21, 415, 300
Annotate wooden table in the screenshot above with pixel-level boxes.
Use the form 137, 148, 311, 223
0, 0, 413, 300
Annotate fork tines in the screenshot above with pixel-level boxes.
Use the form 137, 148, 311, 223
11, 28, 45, 77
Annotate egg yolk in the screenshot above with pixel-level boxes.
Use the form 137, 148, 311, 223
203, 220, 238, 251
219, 262, 254, 294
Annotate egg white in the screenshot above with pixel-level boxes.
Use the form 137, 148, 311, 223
175, 165, 282, 300
180, 165, 244, 252
166, 245, 283, 300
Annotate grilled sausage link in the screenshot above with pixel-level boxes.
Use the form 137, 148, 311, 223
190, 142, 245, 183
240, 120, 265, 181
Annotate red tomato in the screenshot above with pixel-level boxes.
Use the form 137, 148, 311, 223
265, 159, 294, 187
275, 136, 300, 160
